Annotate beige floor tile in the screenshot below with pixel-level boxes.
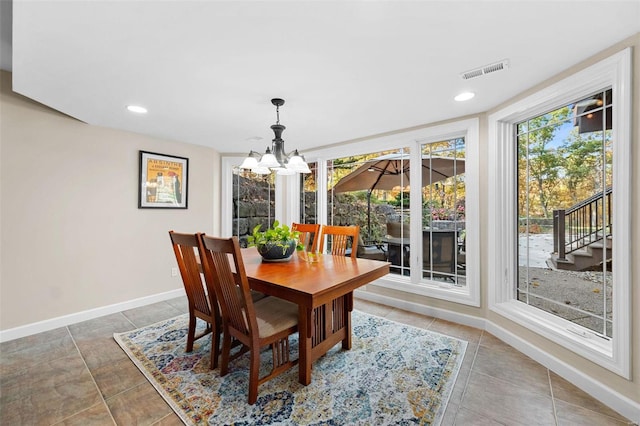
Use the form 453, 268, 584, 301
0, 326, 70, 354
453, 407, 506, 425
154, 412, 187, 426
428, 318, 483, 345
354, 298, 394, 317
91, 357, 147, 399
121, 301, 184, 328
472, 343, 551, 395
0, 327, 77, 383
446, 341, 477, 404
68, 313, 136, 341
164, 296, 189, 313
384, 308, 436, 329
106, 381, 173, 425
549, 372, 630, 422
461, 371, 556, 425
554, 399, 632, 426
55, 402, 115, 425
75, 336, 132, 370
478, 331, 512, 350
0, 354, 102, 425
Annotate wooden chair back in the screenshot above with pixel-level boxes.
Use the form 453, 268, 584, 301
168, 231, 220, 368
291, 222, 321, 252
198, 234, 298, 404
198, 236, 256, 337
318, 225, 360, 258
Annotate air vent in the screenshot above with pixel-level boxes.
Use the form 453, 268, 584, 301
461, 59, 510, 80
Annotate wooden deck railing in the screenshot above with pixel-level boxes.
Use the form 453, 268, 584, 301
553, 187, 612, 260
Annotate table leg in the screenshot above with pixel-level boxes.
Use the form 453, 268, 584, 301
298, 305, 312, 385
342, 292, 353, 350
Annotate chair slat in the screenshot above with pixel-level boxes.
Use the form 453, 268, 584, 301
318, 225, 360, 258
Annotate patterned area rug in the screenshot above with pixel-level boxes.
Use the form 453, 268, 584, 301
114, 311, 467, 425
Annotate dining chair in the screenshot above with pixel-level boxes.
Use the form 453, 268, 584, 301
385, 221, 411, 268
291, 222, 321, 252
198, 234, 299, 404
318, 225, 360, 258
422, 230, 457, 278
168, 231, 221, 369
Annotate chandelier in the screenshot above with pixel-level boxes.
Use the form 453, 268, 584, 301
240, 98, 311, 175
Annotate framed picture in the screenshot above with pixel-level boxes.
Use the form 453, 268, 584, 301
139, 151, 188, 209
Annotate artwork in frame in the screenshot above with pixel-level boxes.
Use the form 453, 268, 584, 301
139, 151, 188, 209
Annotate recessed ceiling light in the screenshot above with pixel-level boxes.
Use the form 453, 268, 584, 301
454, 92, 475, 102
126, 105, 148, 114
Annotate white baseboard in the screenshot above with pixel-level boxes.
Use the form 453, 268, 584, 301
354, 289, 640, 424
0, 288, 186, 343
354, 289, 486, 330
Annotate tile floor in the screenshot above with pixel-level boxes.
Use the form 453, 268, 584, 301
0, 296, 634, 425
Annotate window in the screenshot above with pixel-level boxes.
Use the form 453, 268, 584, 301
327, 148, 411, 264
308, 118, 480, 306
231, 166, 275, 247
420, 138, 466, 287
517, 89, 613, 338
488, 49, 631, 377
223, 119, 479, 307
300, 162, 318, 225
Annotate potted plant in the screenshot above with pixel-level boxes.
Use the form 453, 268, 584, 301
248, 220, 302, 261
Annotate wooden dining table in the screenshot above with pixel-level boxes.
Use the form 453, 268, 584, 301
241, 248, 390, 385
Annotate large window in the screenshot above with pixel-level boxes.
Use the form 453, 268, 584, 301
517, 90, 613, 338
310, 119, 480, 306
420, 138, 466, 286
488, 49, 631, 377
227, 165, 276, 247
300, 162, 318, 225
327, 148, 411, 265
223, 121, 479, 306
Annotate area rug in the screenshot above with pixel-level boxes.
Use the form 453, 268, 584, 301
114, 311, 467, 425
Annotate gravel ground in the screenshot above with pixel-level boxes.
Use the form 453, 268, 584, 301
518, 234, 612, 336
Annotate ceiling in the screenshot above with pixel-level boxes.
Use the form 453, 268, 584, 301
4, 1, 639, 155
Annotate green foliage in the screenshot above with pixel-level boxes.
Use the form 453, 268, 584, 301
330, 193, 387, 244
559, 128, 612, 203
389, 192, 410, 207
248, 220, 302, 251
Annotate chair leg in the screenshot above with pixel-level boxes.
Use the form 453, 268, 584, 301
219, 331, 232, 376
186, 313, 196, 352
210, 325, 220, 369
248, 348, 261, 404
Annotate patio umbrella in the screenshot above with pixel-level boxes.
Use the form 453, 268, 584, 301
332, 153, 465, 240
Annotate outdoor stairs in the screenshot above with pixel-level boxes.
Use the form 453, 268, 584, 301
549, 235, 612, 271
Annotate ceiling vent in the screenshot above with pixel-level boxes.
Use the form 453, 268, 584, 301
461, 59, 510, 80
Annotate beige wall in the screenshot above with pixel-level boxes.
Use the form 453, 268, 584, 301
0, 70, 220, 330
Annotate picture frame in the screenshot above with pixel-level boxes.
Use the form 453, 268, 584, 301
138, 151, 189, 209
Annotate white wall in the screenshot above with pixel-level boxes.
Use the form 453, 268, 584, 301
0, 70, 220, 331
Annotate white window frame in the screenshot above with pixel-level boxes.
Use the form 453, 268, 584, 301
305, 118, 480, 307
221, 156, 301, 238
487, 49, 631, 377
